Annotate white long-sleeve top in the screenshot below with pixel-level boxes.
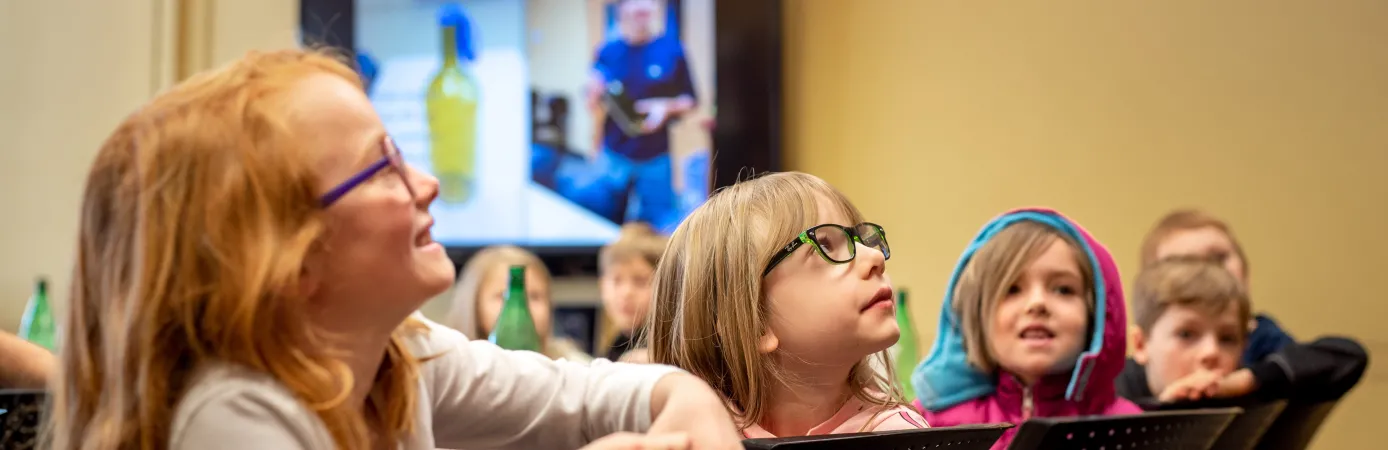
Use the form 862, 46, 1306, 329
168, 318, 680, 449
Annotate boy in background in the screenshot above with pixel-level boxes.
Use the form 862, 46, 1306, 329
1118, 256, 1367, 406
1139, 209, 1292, 363
599, 223, 668, 362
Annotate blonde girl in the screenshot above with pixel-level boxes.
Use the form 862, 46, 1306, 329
644, 172, 927, 438
444, 245, 592, 362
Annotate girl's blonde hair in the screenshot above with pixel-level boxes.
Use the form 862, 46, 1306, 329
48, 49, 424, 450
953, 221, 1096, 374
599, 222, 668, 273
643, 172, 903, 428
444, 245, 552, 339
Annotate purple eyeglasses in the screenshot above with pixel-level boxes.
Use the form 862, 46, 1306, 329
318, 137, 417, 207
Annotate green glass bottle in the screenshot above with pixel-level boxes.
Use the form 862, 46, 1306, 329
19, 277, 56, 351
427, 3, 480, 205
891, 288, 920, 400
488, 265, 542, 352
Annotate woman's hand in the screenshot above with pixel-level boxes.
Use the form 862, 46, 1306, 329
580, 432, 690, 450
647, 373, 743, 449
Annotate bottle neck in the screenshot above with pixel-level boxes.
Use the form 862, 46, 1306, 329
505, 268, 527, 308
506, 286, 527, 308
441, 26, 460, 67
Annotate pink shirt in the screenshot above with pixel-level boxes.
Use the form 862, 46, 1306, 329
741, 397, 929, 438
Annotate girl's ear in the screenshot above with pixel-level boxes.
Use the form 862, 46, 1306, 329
758, 330, 779, 354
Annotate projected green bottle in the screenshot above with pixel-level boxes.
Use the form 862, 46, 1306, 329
19, 277, 57, 352
891, 288, 920, 400
427, 3, 479, 204
488, 265, 542, 352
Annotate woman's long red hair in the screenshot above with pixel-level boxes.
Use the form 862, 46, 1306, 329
47, 49, 424, 450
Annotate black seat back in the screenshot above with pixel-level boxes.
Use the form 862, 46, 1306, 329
742, 423, 1012, 449
1008, 408, 1240, 450
1253, 400, 1339, 450
0, 389, 47, 450
1144, 397, 1288, 450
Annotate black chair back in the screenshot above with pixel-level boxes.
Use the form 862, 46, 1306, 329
1008, 408, 1240, 450
1143, 397, 1288, 450
1207, 400, 1286, 450
1253, 400, 1339, 450
0, 389, 47, 450
742, 423, 1012, 449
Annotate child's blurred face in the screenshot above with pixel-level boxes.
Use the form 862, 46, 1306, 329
1156, 227, 1246, 285
476, 264, 553, 340
601, 257, 655, 333
761, 196, 898, 366
1134, 304, 1244, 396
988, 239, 1090, 385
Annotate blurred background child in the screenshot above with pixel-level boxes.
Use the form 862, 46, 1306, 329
445, 246, 592, 362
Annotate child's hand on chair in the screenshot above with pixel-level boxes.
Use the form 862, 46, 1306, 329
1159, 368, 1257, 403
1158, 370, 1224, 403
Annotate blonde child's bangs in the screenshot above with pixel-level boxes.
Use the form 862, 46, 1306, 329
751, 174, 868, 263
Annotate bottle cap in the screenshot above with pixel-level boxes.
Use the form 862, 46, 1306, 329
438, 3, 477, 62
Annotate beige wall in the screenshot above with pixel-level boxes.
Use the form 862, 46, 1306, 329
0, 0, 170, 331
0, 0, 298, 332
785, 1, 1386, 449
208, 1, 301, 69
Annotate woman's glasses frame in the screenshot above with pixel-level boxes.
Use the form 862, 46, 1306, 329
318, 137, 416, 208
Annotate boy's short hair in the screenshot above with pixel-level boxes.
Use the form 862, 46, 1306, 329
1139, 209, 1248, 271
1131, 256, 1251, 334
599, 223, 668, 273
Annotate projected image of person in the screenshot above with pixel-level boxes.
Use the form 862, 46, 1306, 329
585, 0, 698, 233
351, 0, 718, 246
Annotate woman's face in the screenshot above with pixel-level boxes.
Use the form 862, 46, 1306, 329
295, 73, 455, 332
475, 264, 553, 340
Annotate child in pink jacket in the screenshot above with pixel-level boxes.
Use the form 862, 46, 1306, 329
911, 208, 1141, 449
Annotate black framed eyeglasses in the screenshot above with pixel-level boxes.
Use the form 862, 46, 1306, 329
318, 137, 416, 207
762, 222, 891, 276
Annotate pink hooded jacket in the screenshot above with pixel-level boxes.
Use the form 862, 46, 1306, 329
909, 208, 1141, 449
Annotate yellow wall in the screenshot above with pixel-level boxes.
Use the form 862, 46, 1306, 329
784, 1, 1386, 449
